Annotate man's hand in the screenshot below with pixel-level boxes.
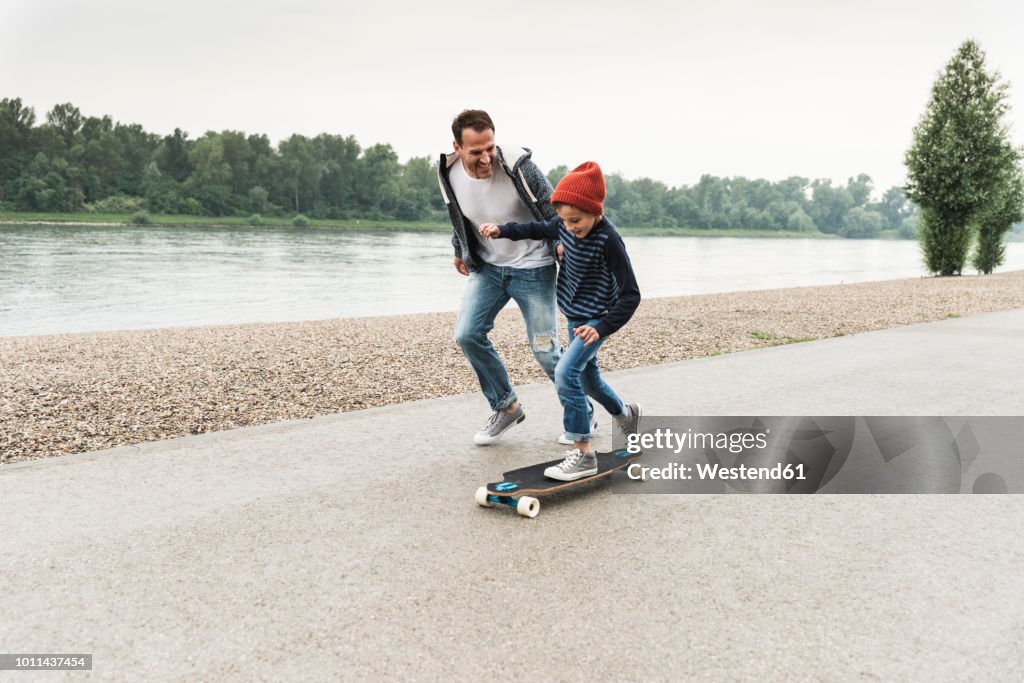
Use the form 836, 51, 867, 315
574, 324, 600, 346
556, 243, 564, 261
478, 223, 501, 239
453, 256, 469, 276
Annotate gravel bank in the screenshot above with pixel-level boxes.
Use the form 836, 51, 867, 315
4, 271, 1024, 463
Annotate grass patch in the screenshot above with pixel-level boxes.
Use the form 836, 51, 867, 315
750, 330, 817, 345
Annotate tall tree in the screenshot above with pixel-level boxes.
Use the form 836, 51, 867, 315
621, 177, 675, 227
16, 152, 72, 211
786, 207, 817, 232
397, 155, 443, 220
113, 123, 158, 196
874, 186, 911, 232
218, 130, 255, 197
185, 133, 233, 215
353, 143, 400, 216
905, 40, 1017, 275
807, 180, 853, 234
278, 134, 321, 213
46, 103, 82, 148
972, 156, 1024, 273
247, 133, 278, 210
845, 174, 873, 207
0, 98, 37, 201
839, 207, 883, 239
692, 175, 729, 230
156, 128, 193, 182
314, 133, 360, 216
76, 115, 122, 201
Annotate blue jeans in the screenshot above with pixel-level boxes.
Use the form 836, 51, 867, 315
556, 318, 626, 442
454, 263, 560, 411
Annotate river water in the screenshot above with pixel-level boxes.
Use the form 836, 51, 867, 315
2, 224, 1022, 337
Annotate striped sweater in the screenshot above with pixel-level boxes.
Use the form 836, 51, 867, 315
498, 217, 641, 337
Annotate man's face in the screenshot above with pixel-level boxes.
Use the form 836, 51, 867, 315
454, 127, 496, 179
556, 204, 601, 238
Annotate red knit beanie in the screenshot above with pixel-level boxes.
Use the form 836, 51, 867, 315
551, 161, 605, 216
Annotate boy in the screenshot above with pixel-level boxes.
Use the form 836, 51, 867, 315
479, 161, 643, 481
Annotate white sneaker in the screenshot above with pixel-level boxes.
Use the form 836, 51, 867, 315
558, 414, 598, 445
544, 449, 598, 481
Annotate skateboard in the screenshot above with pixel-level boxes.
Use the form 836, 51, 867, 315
476, 449, 640, 518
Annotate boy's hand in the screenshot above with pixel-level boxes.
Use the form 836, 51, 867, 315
478, 223, 501, 239
574, 325, 600, 346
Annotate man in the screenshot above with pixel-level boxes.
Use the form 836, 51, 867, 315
438, 109, 594, 445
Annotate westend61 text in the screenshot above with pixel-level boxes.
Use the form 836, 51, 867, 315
627, 462, 807, 481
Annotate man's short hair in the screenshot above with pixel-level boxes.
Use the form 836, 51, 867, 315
452, 109, 494, 146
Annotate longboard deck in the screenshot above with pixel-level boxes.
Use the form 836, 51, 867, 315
486, 449, 639, 498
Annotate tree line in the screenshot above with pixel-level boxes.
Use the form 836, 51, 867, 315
2, 97, 918, 236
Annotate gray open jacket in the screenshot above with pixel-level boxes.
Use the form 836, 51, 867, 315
437, 145, 558, 272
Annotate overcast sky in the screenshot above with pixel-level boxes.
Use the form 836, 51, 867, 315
3, 0, 1024, 194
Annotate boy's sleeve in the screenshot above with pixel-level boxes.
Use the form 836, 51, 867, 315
498, 217, 561, 241
593, 233, 641, 338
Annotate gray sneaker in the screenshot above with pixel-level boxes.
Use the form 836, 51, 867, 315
617, 403, 643, 438
545, 449, 598, 481
558, 414, 599, 445
474, 405, 526, 445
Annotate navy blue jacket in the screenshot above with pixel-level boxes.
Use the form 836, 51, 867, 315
498, 216, 641, 337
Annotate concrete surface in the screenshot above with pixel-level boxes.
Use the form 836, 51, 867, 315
2, 310, 1024, 681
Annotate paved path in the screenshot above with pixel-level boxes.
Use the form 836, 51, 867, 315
3, 310, 1023, 681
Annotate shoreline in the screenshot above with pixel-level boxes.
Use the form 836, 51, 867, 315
1, 217, 859, 238
4, 271, 1024, 464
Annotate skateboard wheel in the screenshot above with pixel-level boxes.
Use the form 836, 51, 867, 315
475, 486, 493, 508
517, 496, 540, 518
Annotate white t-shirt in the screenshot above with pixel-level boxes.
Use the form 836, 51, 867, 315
448, 159, 554, 269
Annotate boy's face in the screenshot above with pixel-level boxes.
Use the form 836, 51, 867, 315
556, 204, 601, 238
454, 127, 495, 179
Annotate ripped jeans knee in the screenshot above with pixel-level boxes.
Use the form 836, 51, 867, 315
530, 332, 561, 379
